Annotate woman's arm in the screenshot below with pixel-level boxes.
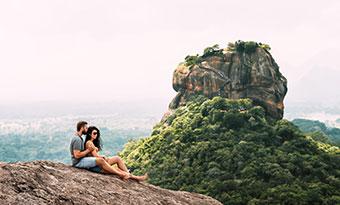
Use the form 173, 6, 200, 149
86, 141, 105, 158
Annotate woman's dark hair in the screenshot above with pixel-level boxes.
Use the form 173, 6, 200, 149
85, 126, 102, 151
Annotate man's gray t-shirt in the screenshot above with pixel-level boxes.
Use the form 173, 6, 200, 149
70, 135, 84, 166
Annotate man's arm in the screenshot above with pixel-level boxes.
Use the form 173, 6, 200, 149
71, 138, 94, 159
73, 148, 93, 159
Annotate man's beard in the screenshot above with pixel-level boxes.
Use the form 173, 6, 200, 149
81, 130, 88, 135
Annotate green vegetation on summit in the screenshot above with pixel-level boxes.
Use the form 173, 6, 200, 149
119, 96, 340, 205
183, 40, 271, 68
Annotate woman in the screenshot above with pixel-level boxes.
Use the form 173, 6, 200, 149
84, 126, 148, 182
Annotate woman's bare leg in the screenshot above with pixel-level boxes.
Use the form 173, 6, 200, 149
104, 157, 148, 182
106, 156, 129, 172
96, 158, 130, 180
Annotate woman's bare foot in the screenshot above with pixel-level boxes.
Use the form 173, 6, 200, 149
121, 172, 131, 181
141, 173, 148, 181
133, 173, 148, 182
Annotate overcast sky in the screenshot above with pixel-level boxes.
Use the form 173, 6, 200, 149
0, 0, 339, 105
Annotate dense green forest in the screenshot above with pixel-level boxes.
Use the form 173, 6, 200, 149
292, 118, 340, 146
119, 96, 340, 205
0, 128, 148, 163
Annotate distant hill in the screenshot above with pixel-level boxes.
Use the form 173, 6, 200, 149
286, 66, 340, 105
285, 47, 340, 105
0, 115, 153, 163
292, 118, 340, 146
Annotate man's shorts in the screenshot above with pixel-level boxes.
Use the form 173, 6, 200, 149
74, 157, 102, 173
88, 166, 102, 173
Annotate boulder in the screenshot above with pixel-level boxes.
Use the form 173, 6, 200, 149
163, 43, 287, 121
0, 161, 222, 205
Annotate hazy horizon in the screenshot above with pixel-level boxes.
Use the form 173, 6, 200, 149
1, 0, 340, 106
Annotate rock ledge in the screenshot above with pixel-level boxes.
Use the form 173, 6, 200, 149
0, 161, 222, 205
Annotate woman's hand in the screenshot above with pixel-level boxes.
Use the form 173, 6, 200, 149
87, 142, 96, 151
87, 145, 95, 152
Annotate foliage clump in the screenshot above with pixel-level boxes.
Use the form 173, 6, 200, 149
227, 40, 271, 54
119, 96, 340, 204
184, 44, 223, 68
183, 41, 271, 69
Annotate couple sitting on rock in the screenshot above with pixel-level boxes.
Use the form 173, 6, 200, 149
69, 121, 148, 182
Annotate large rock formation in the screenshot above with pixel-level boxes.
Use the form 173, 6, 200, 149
162, 41, 287, 121
0, 161, 222, 205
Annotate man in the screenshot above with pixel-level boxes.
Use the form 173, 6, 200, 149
70, 121, 130, 180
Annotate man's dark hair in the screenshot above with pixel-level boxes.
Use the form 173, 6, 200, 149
77, 121, 88, 131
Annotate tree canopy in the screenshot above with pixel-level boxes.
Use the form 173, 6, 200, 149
119, 96, 340, 205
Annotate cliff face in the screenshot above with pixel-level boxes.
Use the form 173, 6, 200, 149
163, 42, 287, 121
0, 161, 222, 205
